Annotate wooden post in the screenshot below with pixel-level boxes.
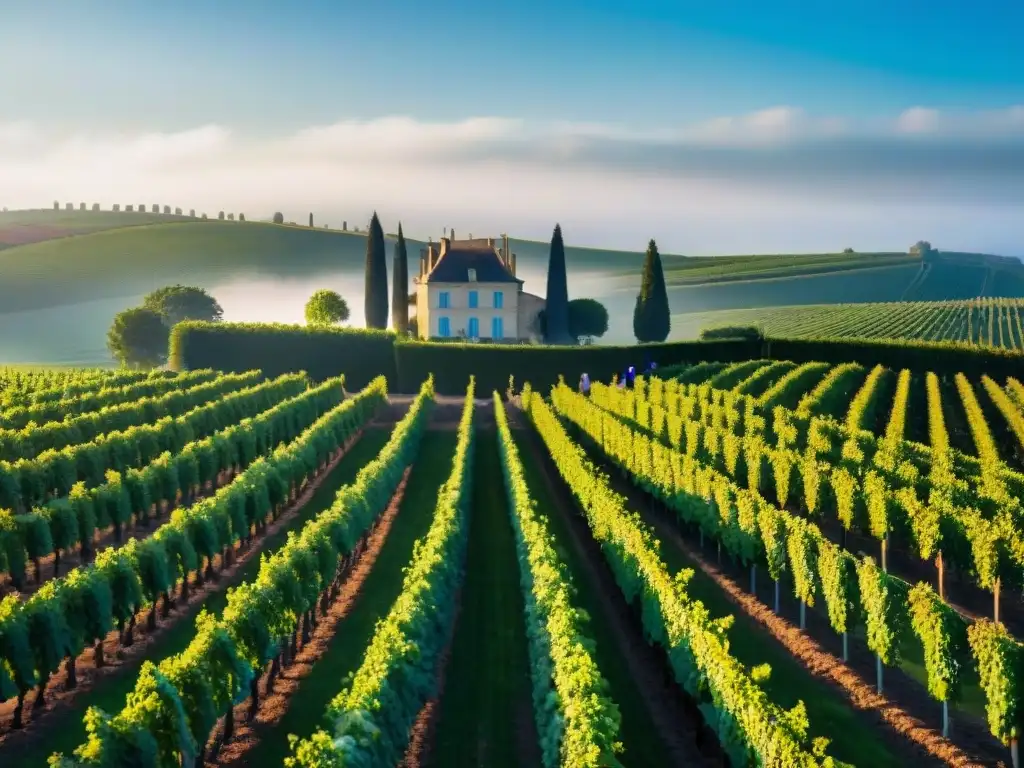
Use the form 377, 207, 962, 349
881, 537, 888, 572
995, 578, 1002, 624
800, 599, 806, 630
937, 551, 945, 599
1011, 738, 1019, 768
876, 655, 883, 694
774, 580, 780, 614
842, 632, 848, 663
942, 700, 949, 738
750, 564, 757, 595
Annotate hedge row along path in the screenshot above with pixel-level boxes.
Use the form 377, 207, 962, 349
0, 401, 398, 765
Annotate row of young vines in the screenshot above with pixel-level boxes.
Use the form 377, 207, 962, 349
524, 384, 841, 767
288, 377, 473, 766
495, 391, 621, 767
559, 382, 1022, 754
0, 375, 348, 589
0, 372, 308, 512
0, 378, 386, 736
51, 376, 434, 766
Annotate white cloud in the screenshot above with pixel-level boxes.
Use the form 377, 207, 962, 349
1, 106, 1022, 254
896, 107, 942, 134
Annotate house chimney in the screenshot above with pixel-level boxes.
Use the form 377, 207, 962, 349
451, 228, 455, 241
420, 251, 427, 277
503, 234, 510, 268
511, 252, 517, 275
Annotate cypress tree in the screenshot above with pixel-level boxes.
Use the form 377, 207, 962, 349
309, 212, 314, 227
544, 223, 571, 343
392, 223, 409, 333
633, 238, 671, 342
364, 212, 389, 329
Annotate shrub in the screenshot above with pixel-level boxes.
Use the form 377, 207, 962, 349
92, 203, 100, 211
700, 324, 765, 341
152, 204, 159, 213
113, 204, 120, 212
239, 213, 245, 221
79, 202, 86, 210
53, 201, 59, 210
174, 207, 182, 215
126, 205, 133, 212
273, 212, 284, 224
162, 205, 171, 214
218, 211, 225, 220
189, 209, 195, 217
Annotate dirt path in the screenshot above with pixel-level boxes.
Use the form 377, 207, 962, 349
399, 586, 461, 768
598, 453, 1009, 768
0, 429, 366, 748
519, 426, 723, 767
211, 468, 413, 767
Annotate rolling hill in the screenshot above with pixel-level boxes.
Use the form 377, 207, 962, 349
0, 207, 1022, 364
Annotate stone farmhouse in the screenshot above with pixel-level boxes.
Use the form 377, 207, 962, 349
415, 232, 545, 341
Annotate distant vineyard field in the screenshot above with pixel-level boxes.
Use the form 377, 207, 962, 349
675, 298, 1024, 350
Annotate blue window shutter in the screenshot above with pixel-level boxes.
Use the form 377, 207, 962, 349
492, 316, 503, 339
439, 317, 450, 337
493, 291, 503, 309
468, 290, 478, 309
468, 317, 479, 338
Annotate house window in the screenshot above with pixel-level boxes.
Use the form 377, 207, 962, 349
438, 317, 451, 337
468, 317, 479, 338
438, 291, 450, 309
467, 268, 477, 282
493, 291, 503, 309
468, 290, 478, 309
491, 316, 503, 339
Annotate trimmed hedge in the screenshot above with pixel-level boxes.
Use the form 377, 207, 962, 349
169, 322, 396, 389
769, 336, 1024, 380
169, 322, 1024, 395
394, 338, 757, 394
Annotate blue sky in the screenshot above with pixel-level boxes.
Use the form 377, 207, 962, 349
2, 0, 1022, 254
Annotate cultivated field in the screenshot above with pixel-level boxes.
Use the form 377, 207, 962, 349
676, 298, 1024, 349
0, 351, 1023, 768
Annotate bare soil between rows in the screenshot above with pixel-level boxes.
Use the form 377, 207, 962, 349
211, 467, 413, 767
0, 429, 366, 756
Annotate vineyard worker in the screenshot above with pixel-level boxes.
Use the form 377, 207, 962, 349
626, 365, 636, 388
580, 372, 591, 396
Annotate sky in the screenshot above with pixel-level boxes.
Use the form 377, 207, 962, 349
1, 0, 1022, 255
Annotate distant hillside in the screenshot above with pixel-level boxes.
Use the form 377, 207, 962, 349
0, 207, 199, 250
0, 206, 1020, 327
674, 297, 1024, 350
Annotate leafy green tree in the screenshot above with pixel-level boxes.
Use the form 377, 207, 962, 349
633, 239, 670, 342
143, 285, 223, 326
107, 308, 169, 368
305, 290, 350, 326
391, 223, 409, 334
568, 298, 609, 341
364, 212, 389, 329
544, 224, 571, 343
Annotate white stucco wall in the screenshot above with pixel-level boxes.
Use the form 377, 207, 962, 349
416, 282, 520, 339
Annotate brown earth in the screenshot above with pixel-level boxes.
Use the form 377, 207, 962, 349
210, 467, 413, 766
